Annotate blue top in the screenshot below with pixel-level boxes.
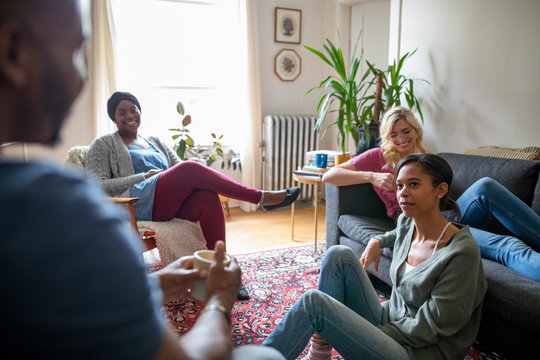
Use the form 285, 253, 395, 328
127, 145, 168, 220
0, 161, 164, 358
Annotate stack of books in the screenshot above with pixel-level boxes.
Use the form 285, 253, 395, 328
306, 150, 348, 168
293, 165, 328, 179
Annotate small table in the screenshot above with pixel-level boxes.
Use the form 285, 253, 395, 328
291, 174, 323, 252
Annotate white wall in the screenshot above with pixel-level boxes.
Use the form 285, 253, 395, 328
351, 0, 390, 77
9, 0, 538, 163
254, 0, 337, 150
397, 0, 540, 153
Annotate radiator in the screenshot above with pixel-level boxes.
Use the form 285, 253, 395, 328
261, 114, 319, 201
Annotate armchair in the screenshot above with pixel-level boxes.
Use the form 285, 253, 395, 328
66, 145, 207, 264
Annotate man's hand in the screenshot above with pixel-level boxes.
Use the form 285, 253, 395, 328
360, 238, 382, 273
205, 241, 241, 312
149, 256, 205, 303
370, 172, 396, 191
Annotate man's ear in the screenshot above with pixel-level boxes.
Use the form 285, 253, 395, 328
0, 21, 31, 88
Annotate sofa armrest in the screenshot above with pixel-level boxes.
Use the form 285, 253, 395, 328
325, 183, 387, 248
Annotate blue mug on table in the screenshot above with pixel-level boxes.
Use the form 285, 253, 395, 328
315, 153, 328, 168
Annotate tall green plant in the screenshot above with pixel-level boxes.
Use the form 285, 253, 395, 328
366, 49, 429, 124
305, 36, 374, 155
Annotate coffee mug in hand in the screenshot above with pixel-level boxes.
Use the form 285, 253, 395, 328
190, 249, 231, 302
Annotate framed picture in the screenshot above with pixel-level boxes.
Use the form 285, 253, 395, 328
275, 7, 301, 44
274, 49, 301, 81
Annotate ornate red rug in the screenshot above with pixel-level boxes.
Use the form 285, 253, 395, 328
160, 244, 503, 359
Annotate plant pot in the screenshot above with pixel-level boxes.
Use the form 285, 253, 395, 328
335, 153, 351, 165
356, 121, 381, 155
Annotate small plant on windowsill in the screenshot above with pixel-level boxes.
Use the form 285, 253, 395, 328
169, 101, 241, 172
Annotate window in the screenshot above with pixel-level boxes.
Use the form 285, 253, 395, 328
111, 0, 246, 148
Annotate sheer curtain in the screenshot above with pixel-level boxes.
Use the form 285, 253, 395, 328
89, 0, 117, 136
239, 0, 262, 212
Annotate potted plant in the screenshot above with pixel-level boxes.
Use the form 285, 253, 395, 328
169, 101, 241, 171
305, 36, 374, 164
306, 37, 429, 157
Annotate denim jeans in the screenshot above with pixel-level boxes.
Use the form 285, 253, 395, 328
457, 177, 540, 281
233, 345, 286, 360
262, 246, 410, 360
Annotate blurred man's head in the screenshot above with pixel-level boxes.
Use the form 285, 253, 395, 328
0, 0, 85, 146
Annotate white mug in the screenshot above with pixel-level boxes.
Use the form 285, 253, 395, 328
190, 249, 231, 302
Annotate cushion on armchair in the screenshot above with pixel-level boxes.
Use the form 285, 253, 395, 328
138, 219, 206, 265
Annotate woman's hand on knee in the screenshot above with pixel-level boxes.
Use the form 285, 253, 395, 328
360, 238, 381, 273
144, 168, 163, 179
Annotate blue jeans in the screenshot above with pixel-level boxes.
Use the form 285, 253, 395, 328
233, 345, 286, 360
262, 246, 410, 360
457, 177, 540, 281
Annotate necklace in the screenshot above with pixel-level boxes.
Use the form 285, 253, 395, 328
432, 222, 452, 256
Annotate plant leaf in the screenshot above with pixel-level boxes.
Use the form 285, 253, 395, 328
176, 101, 185, 115
182, 114, 192, 127
176, 139, 186, 160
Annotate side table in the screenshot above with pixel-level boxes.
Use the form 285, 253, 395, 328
291, 174, 324, 252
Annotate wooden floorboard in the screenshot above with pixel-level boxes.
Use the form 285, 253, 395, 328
143, 202, 326, 264
225, 203, 326, 255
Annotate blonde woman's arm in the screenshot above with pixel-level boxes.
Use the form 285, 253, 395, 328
322, 160, 396, 191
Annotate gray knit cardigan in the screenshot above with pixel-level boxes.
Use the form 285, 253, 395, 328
375, 215, 487, 360
85, 131, 180, 197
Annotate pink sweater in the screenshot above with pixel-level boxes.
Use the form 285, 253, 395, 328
350, 148, 401, 218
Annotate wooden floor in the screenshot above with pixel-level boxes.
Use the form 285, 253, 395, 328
143, 201, 326, 264
224, 202, 326, 255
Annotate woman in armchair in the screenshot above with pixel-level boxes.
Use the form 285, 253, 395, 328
86, 91, 300, 251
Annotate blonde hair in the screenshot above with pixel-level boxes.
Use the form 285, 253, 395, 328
379, 106, 427, 168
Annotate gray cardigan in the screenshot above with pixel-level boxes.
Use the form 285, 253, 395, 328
85, 131, 180, 197
375, 216, 487, 360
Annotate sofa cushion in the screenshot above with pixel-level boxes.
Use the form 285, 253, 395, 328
439, 153, 540, 235
338, 214, 394, 258
439, 153, 540, 206
481, 259, 540, 334
464, 145, 540, 160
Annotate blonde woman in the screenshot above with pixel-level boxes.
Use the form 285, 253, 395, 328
323, 106, 427, 221
323, 106, 540, 281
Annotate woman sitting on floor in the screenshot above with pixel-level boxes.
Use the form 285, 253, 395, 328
322, 106, 540, 281
263, 153, 487, 360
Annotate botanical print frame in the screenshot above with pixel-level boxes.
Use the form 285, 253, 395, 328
274, 49, 301, 81
275, 7, 301, 44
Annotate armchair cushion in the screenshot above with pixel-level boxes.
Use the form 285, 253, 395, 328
138, 219, 206, 265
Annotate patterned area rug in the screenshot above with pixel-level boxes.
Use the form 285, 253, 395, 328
160, 244, 504, 360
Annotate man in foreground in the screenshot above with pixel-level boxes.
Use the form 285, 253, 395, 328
0, 1, 283, 359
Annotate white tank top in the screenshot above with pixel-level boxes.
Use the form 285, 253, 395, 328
399, 222, 452, 279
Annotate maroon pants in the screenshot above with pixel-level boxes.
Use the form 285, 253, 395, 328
153, 161, 261, 249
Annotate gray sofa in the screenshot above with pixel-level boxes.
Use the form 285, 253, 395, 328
325, 152, 540, 359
